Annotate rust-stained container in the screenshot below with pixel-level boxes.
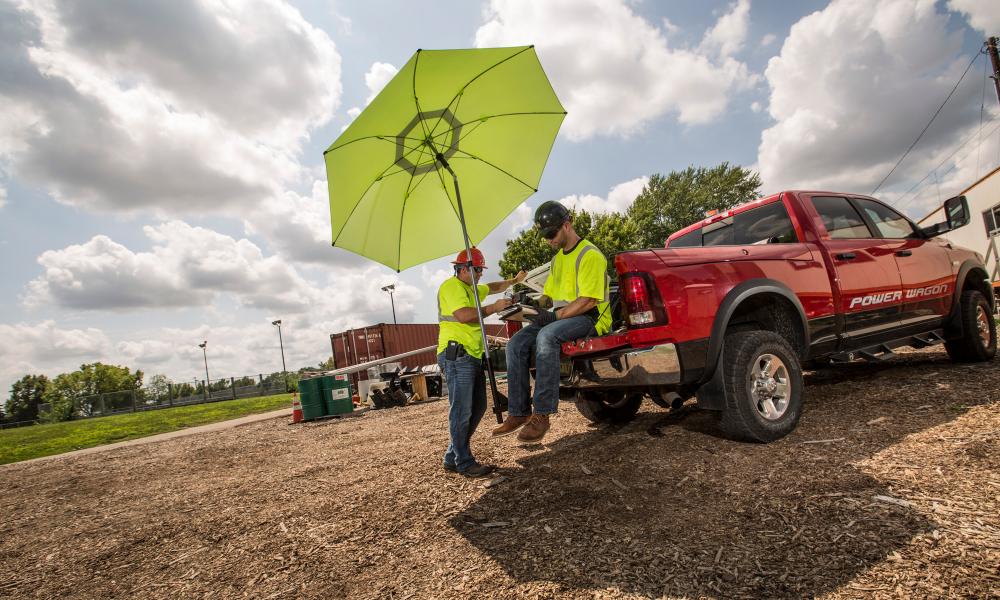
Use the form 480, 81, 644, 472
330, 323, 507, 386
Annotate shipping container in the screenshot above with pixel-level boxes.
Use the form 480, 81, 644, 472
330, 323, 507, 386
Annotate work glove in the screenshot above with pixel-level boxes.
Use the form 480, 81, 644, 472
526, 308, 557, 327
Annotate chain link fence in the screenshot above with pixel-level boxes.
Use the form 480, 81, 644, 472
0, 373, 290, 429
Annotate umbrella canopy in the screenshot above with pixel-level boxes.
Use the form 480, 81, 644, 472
324, 46, 565, 271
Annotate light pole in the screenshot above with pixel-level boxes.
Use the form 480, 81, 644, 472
272, 319, 288, 392
381, 284, 397, 324
198, 340, 210, 396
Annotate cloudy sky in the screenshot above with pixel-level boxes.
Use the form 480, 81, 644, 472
1, 0, 998, 395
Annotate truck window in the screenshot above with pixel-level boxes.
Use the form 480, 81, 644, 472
700, 201, 798, 246
669, 228, 702, 247
812, 196, 872, 239
855, 198, 916, 239
737, 201, 798, 244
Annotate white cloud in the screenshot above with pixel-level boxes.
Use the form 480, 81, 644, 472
243, 179, 368, 267
559, 176, 649, 214
750, 101, 763, 113
363, 61, 399, 103
757, 0, 983, 207
0, 320, 111, 396
699, 0, 751, 59
0, 184, 6, 209
475, 0, 758, 140
344, 61, 399, 122
0, 0, 341, 215
25, 221, 320, 312
947, 0, 1000, 35
760, 33, 777, 48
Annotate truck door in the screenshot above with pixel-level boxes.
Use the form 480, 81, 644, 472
853, 198, 954, 328
808, 195, 903, 340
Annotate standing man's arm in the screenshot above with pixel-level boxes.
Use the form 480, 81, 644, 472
486, 270, 527, 294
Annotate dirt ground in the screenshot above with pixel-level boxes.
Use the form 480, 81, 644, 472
1, 347, 998, 599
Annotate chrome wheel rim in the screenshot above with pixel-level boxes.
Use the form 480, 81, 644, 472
749, 353, 790, 421
976, 305, 990, 346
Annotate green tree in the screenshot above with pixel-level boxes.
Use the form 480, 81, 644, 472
146, 374, 171, 405
627, 163, 761, 249
40, 363, 145, 421
587, 212, 640, 279
5, 374, 49, 423
317, 356, 336, 370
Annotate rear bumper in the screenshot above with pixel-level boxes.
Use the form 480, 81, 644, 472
565, 344, 681, 390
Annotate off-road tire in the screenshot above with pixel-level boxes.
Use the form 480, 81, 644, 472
945, 290, 997, 363
719, 330, 804, 442
575, 391, 642, 424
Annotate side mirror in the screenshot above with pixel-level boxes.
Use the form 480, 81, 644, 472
944, 195, 970, 229
921, 195, 969, 238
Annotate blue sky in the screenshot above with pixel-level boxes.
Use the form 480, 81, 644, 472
0, 0, 997, 395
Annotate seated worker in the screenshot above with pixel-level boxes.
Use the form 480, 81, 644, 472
437, 247, 525, 477
493, 201, 611, 443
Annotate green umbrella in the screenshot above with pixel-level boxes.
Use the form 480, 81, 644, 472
324, 45, 565, 421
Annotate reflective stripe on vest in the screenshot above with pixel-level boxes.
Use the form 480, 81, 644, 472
437, 295, 459, 322
551, 244, 608, 308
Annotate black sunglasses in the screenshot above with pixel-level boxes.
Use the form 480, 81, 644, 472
472, 266, 484, 274
541, 228, 559, 240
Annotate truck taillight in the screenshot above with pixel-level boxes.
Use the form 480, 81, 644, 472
620, 273, 666, 328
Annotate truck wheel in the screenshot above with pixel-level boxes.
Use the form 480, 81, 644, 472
575, 391, 642, 424
719, 330, 803, 443
945, 290, 997, 363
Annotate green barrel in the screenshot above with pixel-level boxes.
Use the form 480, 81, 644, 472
324, 375, 354, 415
298, 376, 325, 421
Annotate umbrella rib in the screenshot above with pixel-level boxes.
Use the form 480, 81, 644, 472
428, 46, 534, 139
325, 134, 430, 155
448, 149, 538, 192
428, 110, 567, 144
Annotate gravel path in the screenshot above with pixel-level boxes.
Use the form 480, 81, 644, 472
1, 347, 997, 599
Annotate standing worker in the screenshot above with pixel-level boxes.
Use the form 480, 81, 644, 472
437, 247, 525, 477
493, 201, 611, 443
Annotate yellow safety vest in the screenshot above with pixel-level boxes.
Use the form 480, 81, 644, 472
542, 239, 611, 335
437, 277, 489, 357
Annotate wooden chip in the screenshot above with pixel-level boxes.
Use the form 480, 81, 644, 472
873, 495, 913, 508
580, 465, 593, 475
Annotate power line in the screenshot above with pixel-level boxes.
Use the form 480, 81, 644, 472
871, 46, 984, 194
895, 116, 1000, 212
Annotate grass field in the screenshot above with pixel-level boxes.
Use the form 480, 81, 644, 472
0, 393, 292, 465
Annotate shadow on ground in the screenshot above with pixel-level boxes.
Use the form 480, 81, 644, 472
452, 352, 988, 598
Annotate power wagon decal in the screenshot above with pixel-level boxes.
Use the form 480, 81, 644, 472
848, 284, 949, 309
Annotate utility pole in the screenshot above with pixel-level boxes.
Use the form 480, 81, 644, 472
988, 37, 1000, 108
272, 319, 289, 392
198, 340, 210, 393
381, 284, 397, 324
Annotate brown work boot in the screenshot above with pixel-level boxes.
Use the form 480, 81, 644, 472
516, 413, 550, 443
492, 415, 530, 437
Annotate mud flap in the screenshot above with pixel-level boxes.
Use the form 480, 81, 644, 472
695, 358, 726, 411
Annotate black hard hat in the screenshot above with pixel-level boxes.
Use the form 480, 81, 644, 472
534, 201, 570, 237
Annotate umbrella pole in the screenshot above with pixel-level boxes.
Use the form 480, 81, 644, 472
437, 154, 508, 424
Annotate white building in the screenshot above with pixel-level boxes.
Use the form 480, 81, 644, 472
919, 164, 1000, 285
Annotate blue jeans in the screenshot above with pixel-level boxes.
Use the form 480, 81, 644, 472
437, 352, 487, 471
505, 316, 596, 417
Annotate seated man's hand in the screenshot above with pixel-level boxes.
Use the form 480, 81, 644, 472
526, 307, 557, 326
492, 298, 512, 312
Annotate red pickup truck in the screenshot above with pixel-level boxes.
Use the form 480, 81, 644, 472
561, 191, 996, 442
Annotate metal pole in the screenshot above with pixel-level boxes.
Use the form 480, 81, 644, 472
200, 343, 210, 389
436, 153, 508, 423
389, 291, 397, 324
988, 37, 1000, 107
276, 323, 288, 392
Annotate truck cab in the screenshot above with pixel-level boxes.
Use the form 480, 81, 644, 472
551, 191, 996, 441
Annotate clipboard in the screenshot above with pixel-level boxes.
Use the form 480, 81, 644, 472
496, 303, 539, 322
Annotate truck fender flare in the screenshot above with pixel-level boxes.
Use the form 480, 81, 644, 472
700, 278, 810, 386
946, 260, 994, 333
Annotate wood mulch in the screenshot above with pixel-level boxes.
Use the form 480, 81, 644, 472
0, 347, 997, 599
